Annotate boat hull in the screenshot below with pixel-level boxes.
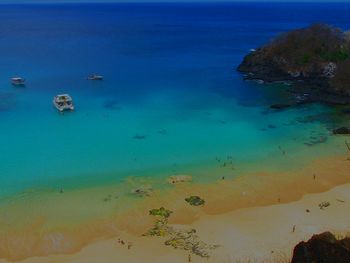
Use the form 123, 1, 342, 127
53, 101, 74, 112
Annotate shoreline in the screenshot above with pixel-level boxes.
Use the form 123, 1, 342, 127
2, 175, 350, 263
0, 152, 349, 262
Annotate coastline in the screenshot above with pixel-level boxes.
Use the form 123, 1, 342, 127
1, 3, 350, 263
2, 166, 350, 263
0, 151, 349, 262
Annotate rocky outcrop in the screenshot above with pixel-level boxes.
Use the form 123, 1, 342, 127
238, 24, 350, 105
333, 127, 350, 134
291, 232, 350, 263
270, 103, 292, 110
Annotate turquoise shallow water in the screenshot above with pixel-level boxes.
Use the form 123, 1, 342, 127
0, 3, 349, 197
1, 84, 347, 197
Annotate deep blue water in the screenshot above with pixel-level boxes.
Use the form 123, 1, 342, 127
0, 2, 349, 197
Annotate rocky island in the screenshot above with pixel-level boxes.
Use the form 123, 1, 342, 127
238, 24, 350, 105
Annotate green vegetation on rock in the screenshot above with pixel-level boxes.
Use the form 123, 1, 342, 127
238, 23, 350, 100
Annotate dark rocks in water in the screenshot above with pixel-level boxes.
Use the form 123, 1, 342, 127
296, 113, 334, 127
304, 136, 328, 146
270, 103, 292, 110
185, 196, 205, 206
157, 129, 167, 135
291, 232, 350, 263
268, 124, 277, 129
333, 127, 350, 134
294, 93, 312, 104
133, 135, 147, 140
237, 24, 350, 105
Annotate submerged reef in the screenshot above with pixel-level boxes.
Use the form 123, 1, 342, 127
238, 24, 350, 105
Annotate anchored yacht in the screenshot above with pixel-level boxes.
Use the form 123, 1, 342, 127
53, 94, 74, 112
11, 77, 26, 86
87, 74, 103, 80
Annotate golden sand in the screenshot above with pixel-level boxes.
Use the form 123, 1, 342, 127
0, 153, 349, 262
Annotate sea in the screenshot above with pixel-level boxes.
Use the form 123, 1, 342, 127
0, 2, 349, 198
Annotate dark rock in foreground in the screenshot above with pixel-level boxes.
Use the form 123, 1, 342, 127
333, 127, 350, 134
291, 232, 350, 263
238, 24, 350, 105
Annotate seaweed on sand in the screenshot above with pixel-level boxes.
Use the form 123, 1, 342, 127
143, 207, 173, 237
144, 207, 219, 258
185, 196, 205, 206
319, 201, 331, 210
164, 228, 219, 258
149, 207, 173, 218
143, 217, 173, 237
130, 185, 153, 197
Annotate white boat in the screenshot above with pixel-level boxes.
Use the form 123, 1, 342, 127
87, 74, 103, 80
53, 94, 74, 112
11, 77, 26, 86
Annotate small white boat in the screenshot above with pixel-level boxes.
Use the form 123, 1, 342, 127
53, 94, 74, 112
11, 77, 26, 86
87, 74, 103, 80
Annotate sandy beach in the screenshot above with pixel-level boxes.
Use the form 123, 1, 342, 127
2, 175, 350, 263
0, 152, 349, 263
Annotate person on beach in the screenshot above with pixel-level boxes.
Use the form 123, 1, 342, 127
127, 242, 132, 250
188, 254, 191, 262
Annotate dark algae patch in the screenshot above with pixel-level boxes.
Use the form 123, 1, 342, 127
149, 207, 173, 218
144, 207, 219, 258
185, 196, 205, 206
